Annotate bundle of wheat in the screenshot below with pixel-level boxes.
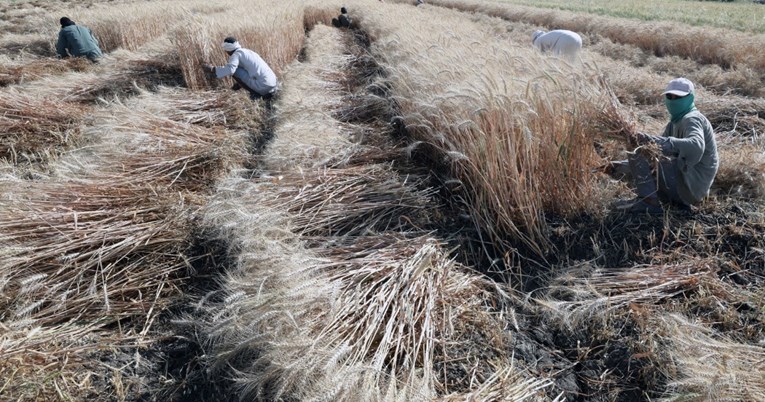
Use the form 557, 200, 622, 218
0, 57, 91, 86
315, 236, 531, 397
0, 180, 193, 327
251, 165, 435, 240
0, 89, 85, 163
655, 314, 765, 401
24, 53, 184, 103
133, 87, 262, 131
58, 103, 250, 193
590, 77, 639, 143
539, 261, 716, 321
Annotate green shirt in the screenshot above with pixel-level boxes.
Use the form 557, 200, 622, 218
56, 25, 102, 59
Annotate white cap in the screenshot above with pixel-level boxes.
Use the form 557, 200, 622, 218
663, 78, 694, 96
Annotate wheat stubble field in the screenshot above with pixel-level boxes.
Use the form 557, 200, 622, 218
0, 0, 763, 401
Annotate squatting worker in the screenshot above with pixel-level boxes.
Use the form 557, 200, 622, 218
56, 17, 102, 62
531, 29, 582, 62
202, 37, 278, 100
611, 78, 719, 214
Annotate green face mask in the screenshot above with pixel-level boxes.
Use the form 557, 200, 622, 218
664, 93, 696, 122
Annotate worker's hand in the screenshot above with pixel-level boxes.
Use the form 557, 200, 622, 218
597, 161, 615, 175
635, 132, 653, 145
201, 64, 215, 74
628, 131, 652, 147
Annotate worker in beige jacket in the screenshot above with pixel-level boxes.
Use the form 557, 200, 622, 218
611, 78, 719, 213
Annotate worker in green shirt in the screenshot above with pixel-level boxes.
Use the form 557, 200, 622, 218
56, 17, 102, 62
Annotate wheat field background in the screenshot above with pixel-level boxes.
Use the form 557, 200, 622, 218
0, 0, 763, 401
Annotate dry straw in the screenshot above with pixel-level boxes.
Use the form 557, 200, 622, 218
0, 57, 91, 86
656, 314, 765, 401
0, 180, 192, 326
0, 89, 85, 163
538, 261, 716, 322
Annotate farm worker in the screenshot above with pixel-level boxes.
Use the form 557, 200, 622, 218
202, 37, 278, 100
56, 17, 102, 62
531, 29, 582, 62
332, 7, 351, 28
610, 78, 719, 213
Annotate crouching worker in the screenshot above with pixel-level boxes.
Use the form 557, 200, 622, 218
610, 78, 719, 214
202, 37, 278, 100
332, 7, 351, 28
532, 29, 582, 62
56, 17, 102, 63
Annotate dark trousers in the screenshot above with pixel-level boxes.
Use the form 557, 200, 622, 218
627, 152, 686, 206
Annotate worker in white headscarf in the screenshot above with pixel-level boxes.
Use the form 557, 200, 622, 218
531, 29, 582, 62
202, 37, 278, 100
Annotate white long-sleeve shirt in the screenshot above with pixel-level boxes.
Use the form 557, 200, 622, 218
533, 30, 582, 61
215, 48, 277, 95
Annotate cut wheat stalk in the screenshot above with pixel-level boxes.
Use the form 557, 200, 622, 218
539, 261, 716, 323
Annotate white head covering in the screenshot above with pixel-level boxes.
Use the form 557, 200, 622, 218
222, 41, 241, 52
532, 30, 545, 43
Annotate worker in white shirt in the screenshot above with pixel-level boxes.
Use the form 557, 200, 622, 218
203, 37, 278, 100
532, 29, 582, 62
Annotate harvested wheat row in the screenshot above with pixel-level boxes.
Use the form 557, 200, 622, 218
197, 175, 555, 400
250, 165, 436, 240
0, 89, 85, 164
267, 25, 358, 170
0, 180, 193, 326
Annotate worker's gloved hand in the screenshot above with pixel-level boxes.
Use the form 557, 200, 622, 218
635, 132, 653, 144
599, 161, 615, 175
201, 64, 215, 74
628, 131, 652, 147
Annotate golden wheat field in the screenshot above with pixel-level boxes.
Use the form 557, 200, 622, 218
0, 0, 763, 400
